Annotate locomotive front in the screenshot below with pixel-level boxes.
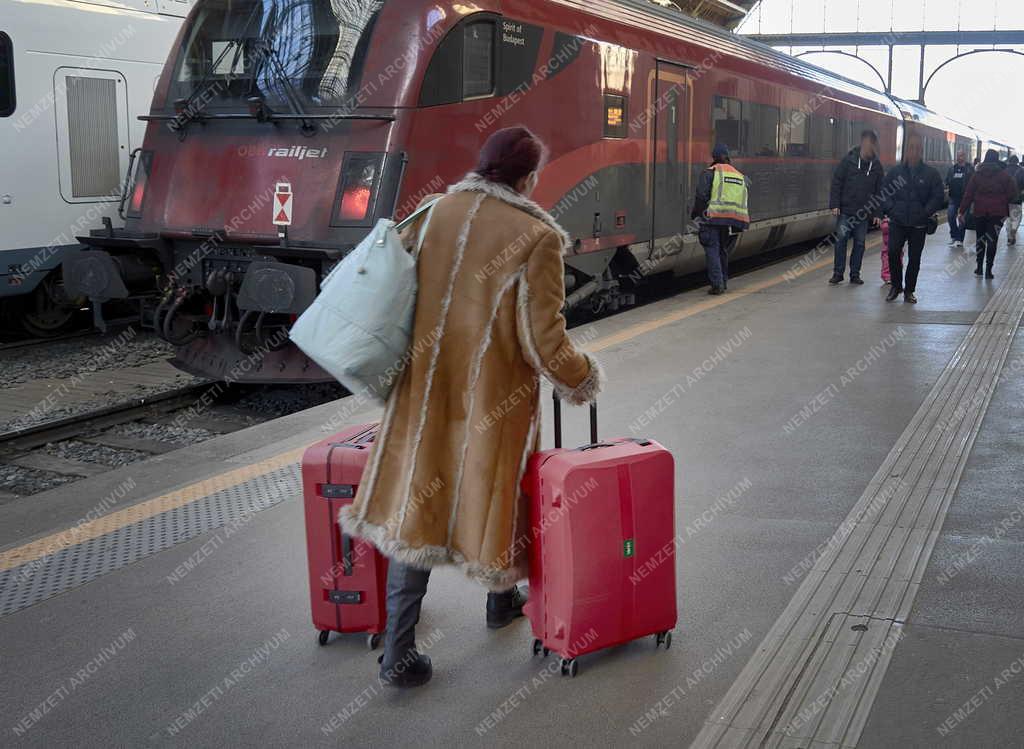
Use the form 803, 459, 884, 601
66, 0, 443, 383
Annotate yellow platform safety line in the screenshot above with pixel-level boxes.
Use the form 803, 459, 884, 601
0, 446, 307, 573
0, 235, 868, 575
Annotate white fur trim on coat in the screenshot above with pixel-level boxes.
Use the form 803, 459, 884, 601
338, 509, 528, 590
515, 278, 604, 406
448, 173, 572, 255
394, 192, 487, 537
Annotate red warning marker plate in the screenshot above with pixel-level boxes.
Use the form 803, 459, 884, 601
273, 182, 293, 226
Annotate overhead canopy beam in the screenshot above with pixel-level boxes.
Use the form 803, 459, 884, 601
746, 30, 1024, 46
698, 0, 750, 13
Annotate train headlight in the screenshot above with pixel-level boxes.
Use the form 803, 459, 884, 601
331, 152, 384, 226
127, 151, 153, 218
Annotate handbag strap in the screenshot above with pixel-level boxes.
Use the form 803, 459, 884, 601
396, 197, 442, 260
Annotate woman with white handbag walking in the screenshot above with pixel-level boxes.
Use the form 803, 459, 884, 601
336, 127, 602, 687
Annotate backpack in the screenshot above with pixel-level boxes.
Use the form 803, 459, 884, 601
290, 198, 441, 402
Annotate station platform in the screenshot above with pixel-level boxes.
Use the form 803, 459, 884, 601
2, 229, 1023, 748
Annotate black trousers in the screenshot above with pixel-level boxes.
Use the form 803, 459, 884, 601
974, 217, 1002, 270
888, 223, 928, 294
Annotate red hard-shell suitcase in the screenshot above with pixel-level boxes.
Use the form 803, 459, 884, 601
301, 423, 388, 649
522, 395, 677, 677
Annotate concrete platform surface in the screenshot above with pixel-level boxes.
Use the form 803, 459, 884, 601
1, 232, 1023, 748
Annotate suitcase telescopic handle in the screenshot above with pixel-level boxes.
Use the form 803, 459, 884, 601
552, 391, 598, 449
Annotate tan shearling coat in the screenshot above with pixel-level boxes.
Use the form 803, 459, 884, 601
339, 174, 602, 589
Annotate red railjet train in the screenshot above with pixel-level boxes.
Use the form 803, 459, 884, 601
67, 0, 991, 383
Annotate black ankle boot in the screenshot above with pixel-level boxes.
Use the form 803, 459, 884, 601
486, 586, 528, 629
986, 268, 995, 279
975, 263, 984, 276
379, 649, 432, 688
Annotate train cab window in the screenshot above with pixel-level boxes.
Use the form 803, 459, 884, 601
463, 21, 495, 98
603, 94, 627, 138
0, 31, 13, 117
781, 110, 809, 157
712, 96, 743, 155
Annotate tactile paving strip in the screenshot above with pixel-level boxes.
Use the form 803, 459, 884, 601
0, 464, 300, 618
691, 251, 1024, 748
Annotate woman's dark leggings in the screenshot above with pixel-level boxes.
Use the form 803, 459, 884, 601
381, 562, 431, 669
974, 217, 1002, 270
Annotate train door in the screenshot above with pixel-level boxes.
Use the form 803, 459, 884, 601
651, 61, 691, 242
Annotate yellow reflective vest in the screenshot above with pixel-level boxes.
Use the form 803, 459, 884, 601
707, 163, 750, 229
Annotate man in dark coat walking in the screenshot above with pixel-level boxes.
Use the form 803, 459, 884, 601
945, 151, 974, 247
881, 132, 945, 304
959, 149, 1020, 279
829, 129, 884, 285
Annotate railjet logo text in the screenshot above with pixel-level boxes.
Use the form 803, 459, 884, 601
266, 146, 328, 160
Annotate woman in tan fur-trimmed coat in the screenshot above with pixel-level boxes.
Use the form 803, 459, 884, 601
340, 128, 602, 686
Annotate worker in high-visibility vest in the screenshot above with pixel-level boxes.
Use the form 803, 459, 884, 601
691, 143, 750, 295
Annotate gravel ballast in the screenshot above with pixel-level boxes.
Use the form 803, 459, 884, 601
0, 464, 80, 496
43, 440, 150, 468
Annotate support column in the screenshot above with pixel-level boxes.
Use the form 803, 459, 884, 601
918, 44, 926, 102
886, 44, 894, 93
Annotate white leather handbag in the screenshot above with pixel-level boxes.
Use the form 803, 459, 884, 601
289, 198, 441, 402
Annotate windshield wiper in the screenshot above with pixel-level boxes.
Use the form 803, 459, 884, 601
172, 3, 263, 133
248, 38, 316, 135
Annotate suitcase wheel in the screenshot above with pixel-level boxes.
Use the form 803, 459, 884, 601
559, 658, 578, 678
367, 633, 382, 651
317, 630, 331, 647
531, 638, 549, 657
656, 631, 673, 650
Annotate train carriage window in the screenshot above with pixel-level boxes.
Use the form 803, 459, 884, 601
603, 94, 628, 138
840, 120, 867, 153
463, 21, 495, 98
812, 116, 836, 160
781, 109, 809, 157
747, 102, 779, 157
712, 96, 743, 155
0, 31, 13, 117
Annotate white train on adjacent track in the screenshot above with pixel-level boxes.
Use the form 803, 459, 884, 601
0, 0, 192, 336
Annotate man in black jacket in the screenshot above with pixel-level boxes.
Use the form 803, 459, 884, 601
829, 129, 885, 285
882, 132, 945, 303
945, 151, 974, 248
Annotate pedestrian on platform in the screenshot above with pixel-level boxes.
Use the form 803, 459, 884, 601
828, 129, 884, 285
945, 151, 974, 248
339, 127, 602, 688
691, 143, 750, 295
879, 218, 904, 285
881, 132, 945, 304
959, 149, 1019, 279
1005, 155, 1023, 245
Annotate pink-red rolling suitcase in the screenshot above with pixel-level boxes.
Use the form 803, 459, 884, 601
302, 423, 388, 650
522, 395, 677, 677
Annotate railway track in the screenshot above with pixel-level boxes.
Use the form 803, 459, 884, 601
0, 383, 214, 449
0, 375, 344, 500
0, 330, 97, 352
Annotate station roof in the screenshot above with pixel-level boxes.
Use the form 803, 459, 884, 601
650, 0, 757, 29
